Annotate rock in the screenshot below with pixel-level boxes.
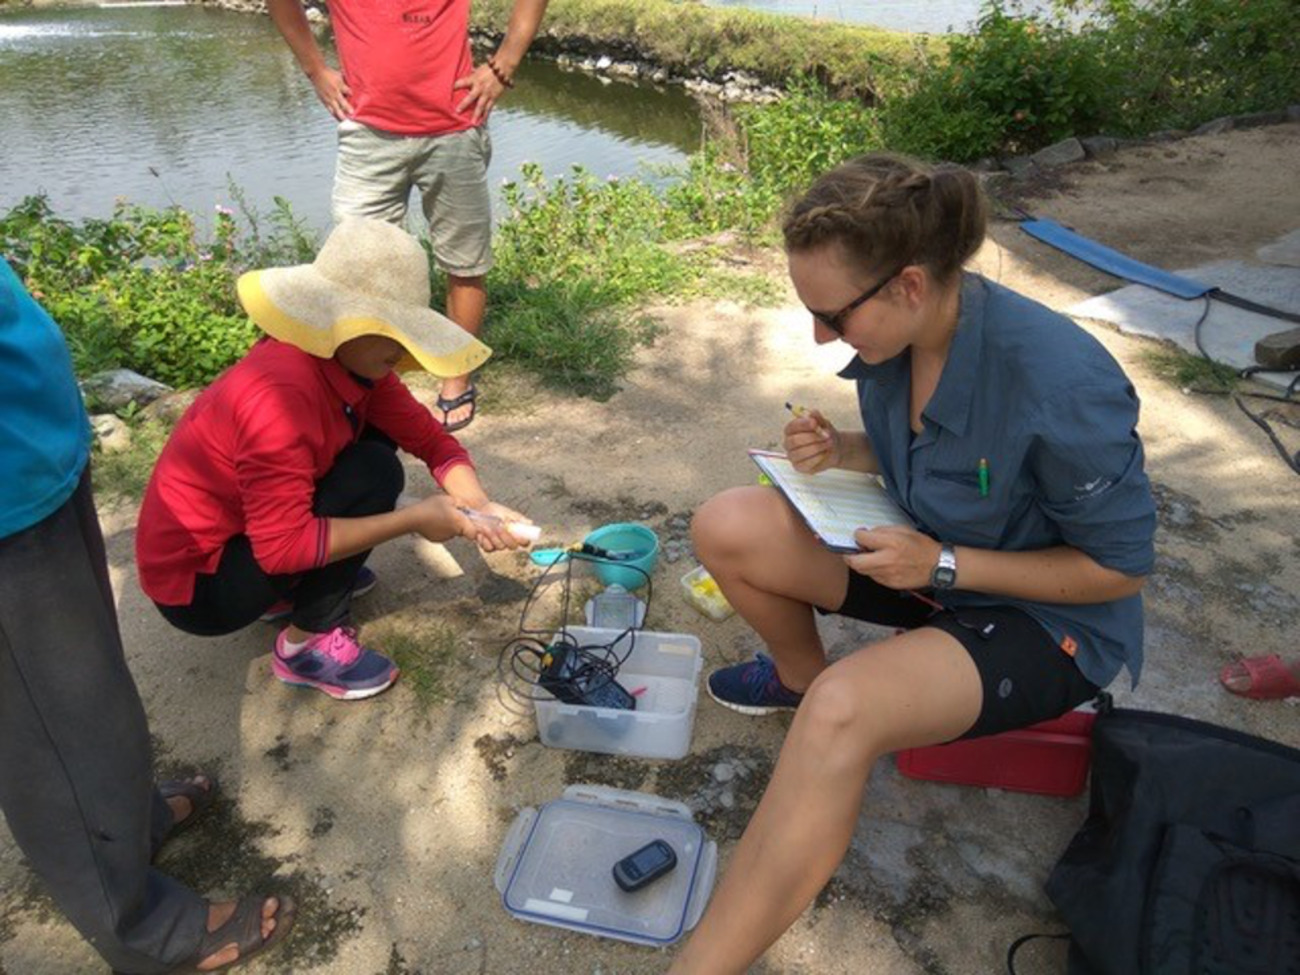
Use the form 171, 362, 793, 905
1148, 128, 1189, 143
712, 762, 736, 783
1233, 109, 1287, 129
1030, 137, 1085, 169
718, 790, 735, 809
595, 55, 613, 71
1001, 155, 1038, 181
90, 414, 132, 453
1235, 581, 1300, 617
81, 369, 172, 411
724, 70, 762, 89
141, 389, 200, 425
1288, 104, 1300, 123
1193, 116, 1235, 137
968, 156, 999, 173
1080, 135, 1119, 158
976, 171, 1013, 197
649, 68, 669, 84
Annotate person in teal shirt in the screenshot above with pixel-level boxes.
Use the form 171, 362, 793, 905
0, 262, 91, 537
670, 154, 1155, 974
0, 259, 295, 972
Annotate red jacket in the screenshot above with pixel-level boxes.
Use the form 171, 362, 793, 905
137, 338, 473, 605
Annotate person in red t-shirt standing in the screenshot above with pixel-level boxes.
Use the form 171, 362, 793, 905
137, 218, 534, 702
268, 0, 549, 433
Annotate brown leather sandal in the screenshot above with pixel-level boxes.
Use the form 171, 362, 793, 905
178, 893, 296, 973
159, 775, 218, 840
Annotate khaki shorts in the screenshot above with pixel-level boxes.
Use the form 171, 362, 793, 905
332, 120, 493, 277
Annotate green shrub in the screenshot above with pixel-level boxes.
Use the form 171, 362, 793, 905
874, 0, 1300, 162
738, 78, 883, 202
487, 278, 661, 400
1080, 0, 1300, 133
494, 162, 689, 302
875, 2, 1115, 161
0, 196, 297, 387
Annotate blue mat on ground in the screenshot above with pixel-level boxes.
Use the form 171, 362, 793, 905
1020, 218, 1214, 300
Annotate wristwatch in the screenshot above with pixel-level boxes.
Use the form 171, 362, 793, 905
930, 542, 958, 590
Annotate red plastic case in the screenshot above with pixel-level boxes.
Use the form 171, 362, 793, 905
896, 709, 1097, 797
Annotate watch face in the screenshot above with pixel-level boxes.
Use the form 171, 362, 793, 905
931, 546, 957, 589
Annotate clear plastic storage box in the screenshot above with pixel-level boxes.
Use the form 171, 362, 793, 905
534, 627, 703, 760
495, 785, 718, 946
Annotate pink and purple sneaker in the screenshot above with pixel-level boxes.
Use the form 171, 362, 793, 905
271, 625, 398, 701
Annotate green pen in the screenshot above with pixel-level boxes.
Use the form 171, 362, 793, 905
978, 457, 990, 498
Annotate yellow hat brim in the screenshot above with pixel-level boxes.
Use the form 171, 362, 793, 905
237, 269, 492, 378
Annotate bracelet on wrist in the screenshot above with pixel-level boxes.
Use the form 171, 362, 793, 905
486, 56, 515, 89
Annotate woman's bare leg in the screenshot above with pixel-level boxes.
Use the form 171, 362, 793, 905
669, 628, 983, 974
693, 486, 851, 691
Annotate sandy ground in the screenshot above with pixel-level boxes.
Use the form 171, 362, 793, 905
2, 123, 1298, 975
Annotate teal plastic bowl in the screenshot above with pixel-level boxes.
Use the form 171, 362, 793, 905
584, 522, 659, 590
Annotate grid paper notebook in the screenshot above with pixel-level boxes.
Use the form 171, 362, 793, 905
749, 450, 913, 553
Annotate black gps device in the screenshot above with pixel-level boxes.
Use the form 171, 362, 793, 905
612, 839, 677, 892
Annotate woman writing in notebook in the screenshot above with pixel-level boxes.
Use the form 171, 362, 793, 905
670, 154, 1156, 973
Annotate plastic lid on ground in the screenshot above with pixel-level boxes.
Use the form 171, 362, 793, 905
494, 785, 718, 946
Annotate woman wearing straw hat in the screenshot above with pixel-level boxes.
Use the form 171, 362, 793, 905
137, 218, 531, 701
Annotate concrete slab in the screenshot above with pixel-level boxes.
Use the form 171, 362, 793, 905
1069, 246, 1300, 390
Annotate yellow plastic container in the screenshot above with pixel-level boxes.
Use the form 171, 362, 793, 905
680, 565, 734, 621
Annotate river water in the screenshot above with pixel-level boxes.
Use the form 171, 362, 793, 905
0, 2, 1034, 231
0, 5, 702, 230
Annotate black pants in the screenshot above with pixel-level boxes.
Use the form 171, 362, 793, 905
0, 469, 206, 973
158, 436, 405, 636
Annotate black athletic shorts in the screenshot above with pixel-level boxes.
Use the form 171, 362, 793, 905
823, 570, 1099, 741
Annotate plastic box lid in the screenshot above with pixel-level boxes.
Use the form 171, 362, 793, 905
494, 785, 718, 946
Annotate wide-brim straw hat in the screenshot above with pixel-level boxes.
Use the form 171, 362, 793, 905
236, 217, 491, 378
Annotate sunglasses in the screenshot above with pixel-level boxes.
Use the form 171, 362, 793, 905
808, 269, 901, 336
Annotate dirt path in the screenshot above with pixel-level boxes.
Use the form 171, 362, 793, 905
2, 123, 1298, 975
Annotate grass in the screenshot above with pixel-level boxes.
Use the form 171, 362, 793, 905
91, 418, 170, 500
367, 620, 461, 711
472, 0, 936, 96
1141, 346, 1241, 393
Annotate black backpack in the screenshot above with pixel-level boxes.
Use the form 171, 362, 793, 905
1011, 701, 1300, 975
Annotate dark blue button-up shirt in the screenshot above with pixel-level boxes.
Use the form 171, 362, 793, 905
840, 274, 1156, 687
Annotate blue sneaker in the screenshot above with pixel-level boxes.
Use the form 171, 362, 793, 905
271, 625, 399, 701
260, 566, 378, 623
706, 653, 804, 715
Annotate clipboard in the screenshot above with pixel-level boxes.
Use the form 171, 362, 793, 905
749, 450, 912, 553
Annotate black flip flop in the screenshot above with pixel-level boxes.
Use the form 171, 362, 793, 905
175, 892, 296, 973
156, 774, 218, 855
436, 383, 478, 433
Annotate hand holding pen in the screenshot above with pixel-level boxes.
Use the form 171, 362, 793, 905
783, 402, 841, 474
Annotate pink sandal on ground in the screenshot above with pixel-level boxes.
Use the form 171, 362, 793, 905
1218, 654, 1300, 700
